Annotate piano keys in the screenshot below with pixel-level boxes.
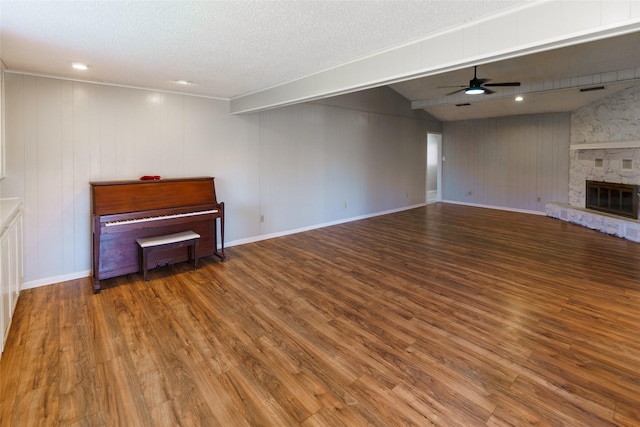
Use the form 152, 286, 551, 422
91, 177, 225, 293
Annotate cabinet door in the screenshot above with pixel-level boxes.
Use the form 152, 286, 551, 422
9, 215, 22, 312
1, 230, 10, 350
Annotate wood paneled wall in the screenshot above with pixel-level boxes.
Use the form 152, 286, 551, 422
1, 74, 433, 286
442, 114, 570, 212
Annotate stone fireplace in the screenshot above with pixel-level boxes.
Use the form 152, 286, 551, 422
546, 144, 640, 242
545, 84, 640, 242
568, 143, 640, 204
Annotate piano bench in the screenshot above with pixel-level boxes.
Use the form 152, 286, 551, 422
136, 231, 200, 281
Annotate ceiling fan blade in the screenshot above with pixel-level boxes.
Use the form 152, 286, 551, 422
483, 82, 521, 87
446, 88, 466, 96
438, 85, 466, 89
441, 65, 519, 97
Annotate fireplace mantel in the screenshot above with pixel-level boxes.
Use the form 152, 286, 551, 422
570, 140, 640, 150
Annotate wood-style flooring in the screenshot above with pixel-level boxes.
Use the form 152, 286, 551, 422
1, 203, 639, 426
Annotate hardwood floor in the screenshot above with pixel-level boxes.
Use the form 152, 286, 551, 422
1, 203, 639, 426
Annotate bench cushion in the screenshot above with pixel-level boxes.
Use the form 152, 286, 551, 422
136, 231, 200, 248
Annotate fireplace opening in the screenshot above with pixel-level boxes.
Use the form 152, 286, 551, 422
586, 180, 639, 219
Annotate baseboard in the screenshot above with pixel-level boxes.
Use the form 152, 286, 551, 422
21, 269, 91, 290
20, 203, 427, 290
226, 203, 427, 247
441, 200, 546, 216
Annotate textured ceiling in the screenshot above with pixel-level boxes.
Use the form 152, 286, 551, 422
0, 0, 526, 99
1, 1, 638, 121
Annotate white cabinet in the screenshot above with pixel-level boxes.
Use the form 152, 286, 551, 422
0, 198, 23, 357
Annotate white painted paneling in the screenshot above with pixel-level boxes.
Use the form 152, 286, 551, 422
71, 83, 92, 271
443, 113, 570, 212
2, 74, 25, 200
113, 87, 139, 179
421, 30, 465, 70
158, 92, 186, 177
335, 43, 424, 89
298, 104, 329, 228
0, 64, 4, 184
324, 107, 357, 221
22, 77, 39, 278
60, 80, 75, 274
183, 96, 262, 241
259, 106, 301, 234
36, 78, 64, 278
561, 0, 602, 35
478, 12, 518, 56
3, 74, 431, 285
517, 1, 564, 45
210, 113, 261, 242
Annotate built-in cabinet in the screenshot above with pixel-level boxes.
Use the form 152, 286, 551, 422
1, 198, 23, 358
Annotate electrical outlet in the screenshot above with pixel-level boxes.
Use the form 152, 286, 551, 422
344, 202, 347, 209
260, 214, 264, 222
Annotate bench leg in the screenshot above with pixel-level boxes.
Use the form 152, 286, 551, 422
138, 237, 199, 281
142, 248, 149, 281
194, 239, 199, 269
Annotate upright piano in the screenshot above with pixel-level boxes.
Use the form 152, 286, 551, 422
91, 177, 224, 293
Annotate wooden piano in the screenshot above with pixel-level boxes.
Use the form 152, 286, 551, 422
91, 177, 224, 293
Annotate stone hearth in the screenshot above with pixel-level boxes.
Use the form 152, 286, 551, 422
546, 202, 640, 242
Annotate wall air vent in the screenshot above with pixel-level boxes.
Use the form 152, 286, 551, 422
580, 85, 605, 92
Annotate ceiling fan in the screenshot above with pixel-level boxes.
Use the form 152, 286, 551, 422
442, 66, 521, 95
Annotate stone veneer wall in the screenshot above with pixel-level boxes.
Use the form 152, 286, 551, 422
569, 84, 640, 206
546, 84, 640, 242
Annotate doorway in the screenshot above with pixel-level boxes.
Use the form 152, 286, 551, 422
427, 133, 442, 204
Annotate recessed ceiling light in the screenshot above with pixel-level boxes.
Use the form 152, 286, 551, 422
176, 80, 192, 85
71, 62, 88, 70
515, 95, 524, 102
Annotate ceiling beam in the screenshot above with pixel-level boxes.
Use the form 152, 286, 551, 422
230, 0, 640, 115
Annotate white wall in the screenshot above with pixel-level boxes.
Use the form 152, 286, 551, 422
442, 113, 571, 213
0, 61, 5, 186
1, 74, 435, 287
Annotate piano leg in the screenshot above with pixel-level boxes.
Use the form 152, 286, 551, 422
92, 225, 102, 293
214, 202, 226, 261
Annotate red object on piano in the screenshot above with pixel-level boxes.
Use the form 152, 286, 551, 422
140, 175, 161, 180
90, 177, 225, 293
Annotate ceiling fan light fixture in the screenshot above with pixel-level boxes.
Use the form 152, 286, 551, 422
465, 87, 485, 95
